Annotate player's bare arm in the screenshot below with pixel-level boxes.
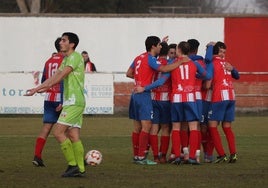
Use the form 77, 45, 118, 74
126, 67, 134, 79
162, 35, 169, 43
55, 104, 63, 112
203, 80, 212, 90
24, 66, 73, 96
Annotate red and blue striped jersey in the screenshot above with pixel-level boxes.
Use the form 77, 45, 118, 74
211, 56, 235, 102
131, 52, 162, 87
41, 53, 64, 102
151, 57, 171, 101
171, 57, 197, 103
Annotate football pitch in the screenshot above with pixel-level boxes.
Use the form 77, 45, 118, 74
0, 115, 267, 188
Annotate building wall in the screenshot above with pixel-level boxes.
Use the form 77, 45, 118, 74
114, 17, 268, 112
114, 81, 268, 113
0, 15, 267, 112
224, 17, 268, 82
0, 16, 223, 75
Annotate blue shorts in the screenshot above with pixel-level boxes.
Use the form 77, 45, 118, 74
152, 100, 171, 124
196, 99, 203, 121
200, 100, 210, 125
129, 92, 153, 121
208, 101, 235, 122
43, 101, 61, 124
171, 102, 200, 122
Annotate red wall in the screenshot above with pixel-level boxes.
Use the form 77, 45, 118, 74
114, 18, 268, 113
224, 17, 268, 82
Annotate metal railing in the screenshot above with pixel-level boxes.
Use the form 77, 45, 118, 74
239, 72, 268, 75
149, 6, 201, 14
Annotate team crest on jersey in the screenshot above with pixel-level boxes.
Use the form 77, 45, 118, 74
60, 111, 67, 118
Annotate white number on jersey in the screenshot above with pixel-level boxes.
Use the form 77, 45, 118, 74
179, 64, 189, 80
48, 63, 59, 78
135, 60, 142, 75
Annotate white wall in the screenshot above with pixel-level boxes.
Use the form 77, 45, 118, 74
0, 73, 114, 114
0, 16, 224, 76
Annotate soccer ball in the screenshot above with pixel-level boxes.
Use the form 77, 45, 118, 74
85, 150, 102, 166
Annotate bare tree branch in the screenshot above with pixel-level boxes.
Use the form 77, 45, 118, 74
256, 0, 268, 13
16, 0, 41, 13
30, 0, 41, 13
16, 0, 29, 13
41, 0, 55, 13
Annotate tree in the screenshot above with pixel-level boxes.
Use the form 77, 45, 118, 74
147, 0, 232, 14
9, 0, 262, 14
16, 0, 40, 13
201, 0, 232, 14
256, 0, 268, 13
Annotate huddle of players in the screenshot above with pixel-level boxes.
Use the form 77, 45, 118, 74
127, 36, 239, 165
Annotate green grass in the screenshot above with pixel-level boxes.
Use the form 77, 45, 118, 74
0, 116, 268, 188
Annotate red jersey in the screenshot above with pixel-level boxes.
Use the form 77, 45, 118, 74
151, 57, 172, 101
171, 57, 197, 103
85, 61, 96, 72
201, 88, 212, 102
133, 52, 158, 87
211, 56, 235, 102
42, 53, 64, 102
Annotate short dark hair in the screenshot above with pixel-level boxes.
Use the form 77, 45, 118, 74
168, 43, 177, 50
62, 32, 79, 49
145, 36, 161, 52
54, 37, 61, 52
81, 51, 88, 54
159, 42, 169, 56
187, 39, 200, 53
213, 41, 226, 55
178, 41, 190, 55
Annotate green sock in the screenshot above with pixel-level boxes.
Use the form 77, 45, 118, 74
72, 140, 85, 173
60, 139, 76, 166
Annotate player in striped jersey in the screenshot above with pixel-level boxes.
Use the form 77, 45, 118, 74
168, 43, 177, 61
180, 39, 207, 163
187, 39, 217, 163
170, 41, 211, 165
148, 41, 172, 163
126, 36, 188, 165
206, 41, 240, 163
32, 37, 64, 167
